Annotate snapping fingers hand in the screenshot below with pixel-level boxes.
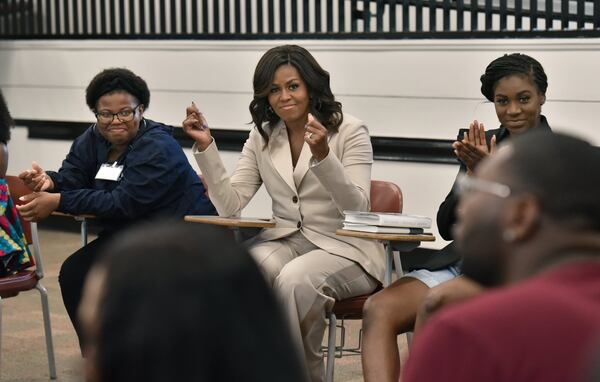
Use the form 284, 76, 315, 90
182, 102, 213, 150
304, 113, 329, 161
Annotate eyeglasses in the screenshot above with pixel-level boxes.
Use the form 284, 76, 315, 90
456, 173, 511, 198
95, 104, 141, 124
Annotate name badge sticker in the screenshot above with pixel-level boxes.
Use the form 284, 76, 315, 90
95, 162, 124, 181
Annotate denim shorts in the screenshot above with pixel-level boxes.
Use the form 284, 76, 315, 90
402, 263, 462, 288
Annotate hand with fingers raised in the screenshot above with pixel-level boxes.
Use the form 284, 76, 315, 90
183, 101, 213, 151
452, 120, 497, 174
18, 161, 55, 192
304, 113, 330, 162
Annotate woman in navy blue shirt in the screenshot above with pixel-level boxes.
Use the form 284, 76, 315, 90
17, 68, 216, 349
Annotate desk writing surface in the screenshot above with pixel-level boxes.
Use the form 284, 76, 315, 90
51, 211, 95, 220
184, 215, 276, 228
336, 229, 435, 242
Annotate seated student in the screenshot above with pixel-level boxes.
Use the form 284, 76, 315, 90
361, 53, 551, 382
403, 132, 600, 382
414, 53, 553, 331
16, 68, 216, 348
182, 44, 383, 382
78, 222, 308, 382
0, 89, 32, 276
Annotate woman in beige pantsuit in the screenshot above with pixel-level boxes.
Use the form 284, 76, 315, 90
182, 45, 384, 382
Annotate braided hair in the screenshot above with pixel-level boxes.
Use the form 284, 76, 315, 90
480, 53, 548, 102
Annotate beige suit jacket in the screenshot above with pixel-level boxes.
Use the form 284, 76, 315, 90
193, 114, 385, 283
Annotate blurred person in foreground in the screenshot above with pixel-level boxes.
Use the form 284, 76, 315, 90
78, 222, 307, 382
403, 131, 600, 382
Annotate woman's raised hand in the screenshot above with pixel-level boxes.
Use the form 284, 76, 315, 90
304, 113, 330, 162
182, 102, 213, 151
18, 161, 54, 192
452, 120, 497, 173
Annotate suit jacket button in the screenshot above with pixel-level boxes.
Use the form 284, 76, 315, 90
292, 196, 298, 203
297, 221, 301, 228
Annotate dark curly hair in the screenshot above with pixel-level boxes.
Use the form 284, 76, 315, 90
0, 90, 13, 143
85, 68, 150, 111
249, 45, 343, 146
480, 53, 548, 102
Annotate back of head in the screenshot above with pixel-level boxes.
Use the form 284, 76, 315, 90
480, 53, 548, 102
95, 222, 306, 382
0, 90, 13, 143
85, 68, 150, 111
506, 131, 600, 233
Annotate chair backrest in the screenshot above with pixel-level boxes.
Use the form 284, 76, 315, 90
370, 180, 403, 214
5, 175, 45, 276
5, 175, 33, 245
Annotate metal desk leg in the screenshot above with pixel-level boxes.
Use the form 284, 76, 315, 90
80, 218, 88, 247
393, 251, 404, 279
390, 241, 421, 279
383, 240, 393, 287
232, 227, 243, 243
390, 241, 423, 352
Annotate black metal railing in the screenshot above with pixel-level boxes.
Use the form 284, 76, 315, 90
0, 0, 599, 39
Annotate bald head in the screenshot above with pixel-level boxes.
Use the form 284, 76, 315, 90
503, 131, 600, 233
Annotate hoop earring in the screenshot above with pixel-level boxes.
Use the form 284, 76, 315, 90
266, 105, 275, 118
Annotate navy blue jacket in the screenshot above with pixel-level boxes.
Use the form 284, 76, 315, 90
47, 118, 216, 233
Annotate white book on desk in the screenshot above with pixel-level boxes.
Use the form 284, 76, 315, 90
343, 211, 432, 228
342, 222, 426, 234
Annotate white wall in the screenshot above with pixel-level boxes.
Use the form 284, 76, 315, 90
3, 38, 600, 248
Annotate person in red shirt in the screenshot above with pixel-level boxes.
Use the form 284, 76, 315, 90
403, 131, 600, 382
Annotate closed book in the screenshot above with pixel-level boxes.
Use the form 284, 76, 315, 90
343, 211, 432, 228
342, 222, 426, 234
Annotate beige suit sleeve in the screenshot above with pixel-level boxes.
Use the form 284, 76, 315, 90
193, 133, 263, 217
310, 122, 372, 214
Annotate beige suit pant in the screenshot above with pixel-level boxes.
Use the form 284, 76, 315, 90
250, 232, 379, 382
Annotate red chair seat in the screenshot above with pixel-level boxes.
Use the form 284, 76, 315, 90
332, 295, 370, 319
331, 285, 383, 319
0, 269, 39, 298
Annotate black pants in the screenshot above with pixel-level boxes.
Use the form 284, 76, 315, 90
58, 233, 112, 350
